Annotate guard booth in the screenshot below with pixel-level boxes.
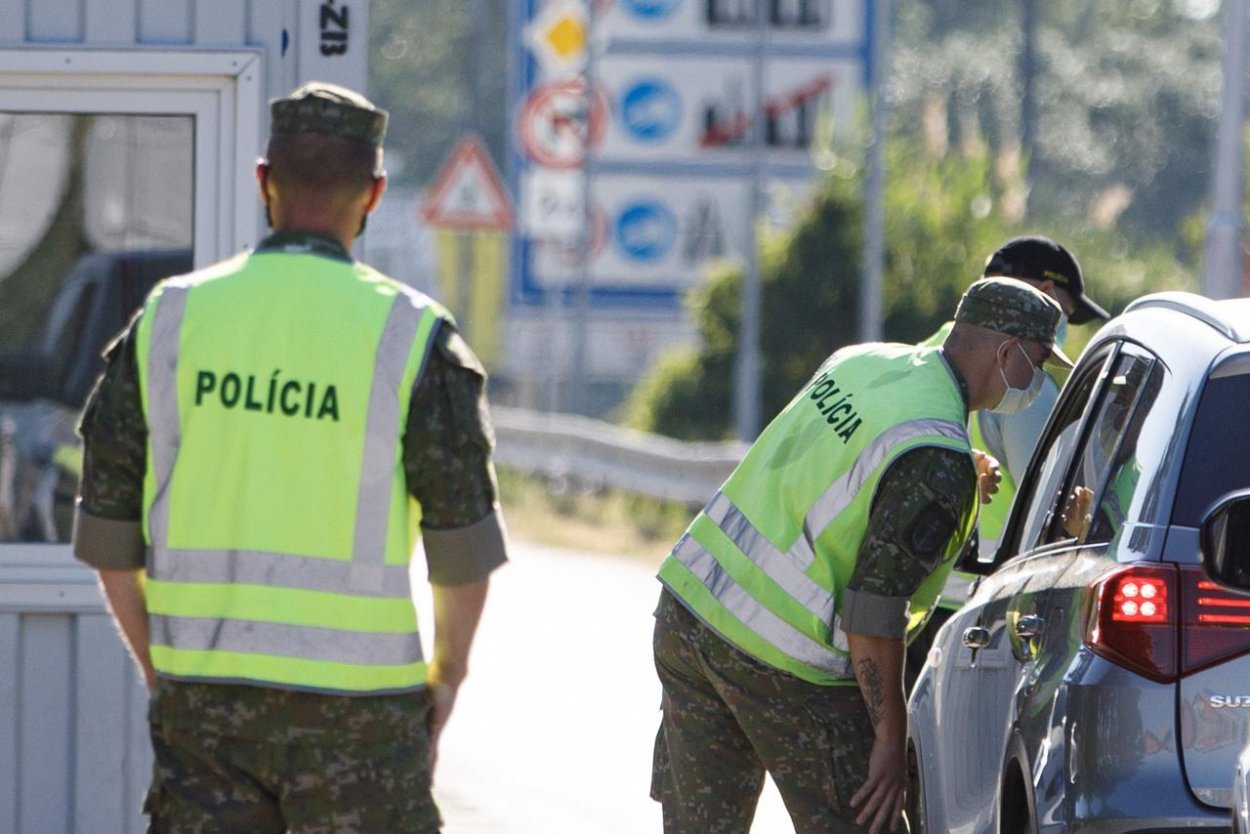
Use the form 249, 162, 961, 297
0, 3, 368, 831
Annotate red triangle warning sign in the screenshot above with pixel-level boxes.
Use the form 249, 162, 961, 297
421, 134, 514, 230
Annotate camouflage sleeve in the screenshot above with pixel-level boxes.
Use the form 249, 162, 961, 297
77, 321, 147, 523
841, 446, 977, 638
404, 323, 507, 584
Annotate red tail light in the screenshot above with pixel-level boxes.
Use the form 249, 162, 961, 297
1180, 575, 1250, 674
1085, 564, 1250, 683
1085, 565, 1178, 683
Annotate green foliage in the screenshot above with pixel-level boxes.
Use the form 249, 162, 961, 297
368, 0, 509, 186
892, 0, 1222, 242
624, 165, 865, 439
879, 140, 1018, 344
627, 135, 1198, 440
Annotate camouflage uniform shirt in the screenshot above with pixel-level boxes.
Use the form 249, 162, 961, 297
842, 350, 978, 638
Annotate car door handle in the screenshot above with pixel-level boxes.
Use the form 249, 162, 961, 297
1015, 615, 1045, 639
962, 626, 991, 649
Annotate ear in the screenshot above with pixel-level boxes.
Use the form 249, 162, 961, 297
996, 337, 1017, 366
255, 162, 271, 204
364, 173, 387, 215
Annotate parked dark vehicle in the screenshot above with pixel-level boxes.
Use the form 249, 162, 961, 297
909, 292, 1250, 833
0, 249, 191, 542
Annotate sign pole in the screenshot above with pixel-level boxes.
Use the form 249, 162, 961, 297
456, 231, 475, 342
733, 0, 767, 442
860, 0, 887, 342
1204, 0, 1247, 299
569, 0, 596, 414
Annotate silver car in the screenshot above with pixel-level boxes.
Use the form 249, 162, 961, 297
908, 292, 1250, 833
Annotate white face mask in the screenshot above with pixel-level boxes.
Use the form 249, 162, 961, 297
992, 343, 1045, 414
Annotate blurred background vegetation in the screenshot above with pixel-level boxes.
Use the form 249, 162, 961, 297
370, 0, 1229, 440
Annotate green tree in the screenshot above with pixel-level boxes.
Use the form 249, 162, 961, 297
368, 0, 509, 186
624, 165, 863, 440
892, 0, 1222, 243
626, 136, 1196, 440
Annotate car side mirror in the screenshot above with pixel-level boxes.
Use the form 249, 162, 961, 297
1200, 490, 1250, 591
953, 529, 994, 576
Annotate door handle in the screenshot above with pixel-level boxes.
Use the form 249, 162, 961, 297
962, 626, 990, 649
1015, 615, 1045, 639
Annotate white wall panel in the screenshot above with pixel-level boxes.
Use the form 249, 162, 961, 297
0, 4, 27, 43
84, 0, 136, 44
138, 0, 191, 43
0, 614, 19, 834
0, 548, 154, 834
26, 0, 82, 42
195, 0, 246, 46
74, 614, 134, 834
18, 615, 73, 834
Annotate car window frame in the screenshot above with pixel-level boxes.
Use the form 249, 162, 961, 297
989, 341, 1122, 570
1073, 345, 1161, 549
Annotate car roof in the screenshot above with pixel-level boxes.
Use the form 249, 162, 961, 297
1124, 292, 1250, 343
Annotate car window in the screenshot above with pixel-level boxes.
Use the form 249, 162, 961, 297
1173, 360, 1250, 527
1009, 349, 1115, 555
1068, 351, 1161, 547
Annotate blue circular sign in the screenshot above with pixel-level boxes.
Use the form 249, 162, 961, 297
620, 79, 682, 143
615, 201, 677, 262
623, 0, 682, 19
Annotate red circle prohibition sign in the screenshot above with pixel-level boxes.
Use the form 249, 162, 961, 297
517, 79, 608, 170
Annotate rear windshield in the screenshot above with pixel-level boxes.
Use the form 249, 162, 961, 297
1173, 372, 1250, 526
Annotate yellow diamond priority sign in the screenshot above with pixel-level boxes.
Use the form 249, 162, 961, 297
525, 0, 587, 78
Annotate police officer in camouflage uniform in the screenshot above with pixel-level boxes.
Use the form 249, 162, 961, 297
650, 278, 1070, 834
72, 82, 508, 833
906, 237, 1108, 690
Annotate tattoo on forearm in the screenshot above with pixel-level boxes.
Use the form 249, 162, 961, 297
857, 658, 885, 728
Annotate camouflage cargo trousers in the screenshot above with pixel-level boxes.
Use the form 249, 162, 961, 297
651, 589, 879, 834
144, 680, 442, 833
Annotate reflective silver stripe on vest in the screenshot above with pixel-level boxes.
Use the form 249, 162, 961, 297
700, 418, 969, 580
673, 536, 852, 678
146, 282, 192, 550
703, 492, 834, 625
792, 418, 970, 568
350, 295, 426, 592
672, 418, 968, 676
147, 547, 413, 598
150, 615, 423, 666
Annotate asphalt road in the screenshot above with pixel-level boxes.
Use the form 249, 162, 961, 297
416, 541, 791, 833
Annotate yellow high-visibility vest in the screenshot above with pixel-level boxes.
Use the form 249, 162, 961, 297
135, 245, 445, 694
659, 343, 976, 685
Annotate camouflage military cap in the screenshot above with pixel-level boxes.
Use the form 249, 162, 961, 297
955, 277, 1074, 368
270, 82, 388, 147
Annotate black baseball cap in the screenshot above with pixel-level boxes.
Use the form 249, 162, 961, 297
982, 236, 1109, 325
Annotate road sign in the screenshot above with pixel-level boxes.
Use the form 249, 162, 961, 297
524, 0, 588, 78
619, 78, 683, 142
421, 133, 514, 230
521, 169, 584, 240
601, 0, 865, 45
516, 79, 608, 170
615, 200, 678, 262
594, 55, 856, 162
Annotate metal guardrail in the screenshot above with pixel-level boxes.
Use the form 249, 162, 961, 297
491, 406, 747, 505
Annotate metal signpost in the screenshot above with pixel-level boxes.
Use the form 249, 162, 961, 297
1204, 0, 1247, 300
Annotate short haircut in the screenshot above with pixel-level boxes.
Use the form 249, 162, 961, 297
265, 132, 379, 196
